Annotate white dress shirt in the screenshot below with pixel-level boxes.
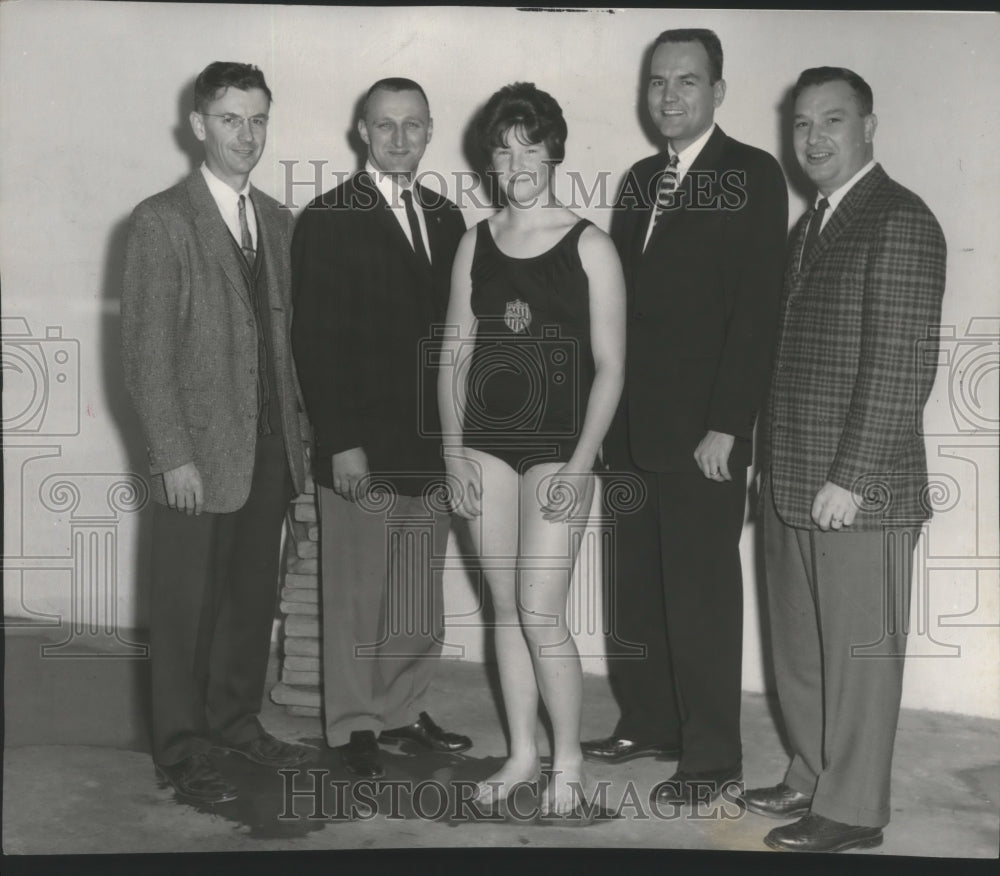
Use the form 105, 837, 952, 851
200, 163, 257, 250
365, 161, 431, 263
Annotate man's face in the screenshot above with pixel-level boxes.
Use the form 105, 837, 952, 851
647, 40, 725, 153
189, 87, 270, 191
359, 88, 432, 177
793, 80, 877, 197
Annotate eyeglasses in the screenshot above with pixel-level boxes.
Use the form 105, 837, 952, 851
199, 112, 269, 132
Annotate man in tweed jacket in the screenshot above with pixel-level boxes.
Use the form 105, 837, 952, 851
121, 62, 310, 805
743, 68, 946, 852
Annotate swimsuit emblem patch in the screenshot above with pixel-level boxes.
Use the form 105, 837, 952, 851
504, 299, 532, 334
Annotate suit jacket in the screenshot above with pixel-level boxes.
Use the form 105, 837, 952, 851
121, 170, 308, 513
606, 126, 788, 473
764, 164, 947, 530
291, 171, 466, 495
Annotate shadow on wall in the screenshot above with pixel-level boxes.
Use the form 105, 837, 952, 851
100, 77, 205, 631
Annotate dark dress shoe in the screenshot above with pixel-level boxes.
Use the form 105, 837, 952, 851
742, 782, 812, 819
581, 736, 680, 763
156, 753, 238, 804
340, 730, 385, 779
215, 731, 314, 768
379, 712, 472, 753
650, 764, 743, 807
764, 813, 883, 852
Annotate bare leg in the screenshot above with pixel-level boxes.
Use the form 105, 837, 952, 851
462, 449, 540, 804
518, 463, 593, 816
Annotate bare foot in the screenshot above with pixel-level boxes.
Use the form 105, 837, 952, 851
475, 753, 541, 807
542, 762, 591, 816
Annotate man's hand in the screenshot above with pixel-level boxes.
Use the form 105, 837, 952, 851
163, 462, 204, 515
694, 430, 736, 481
811, 481, 860, 531
332, 447, 369, 502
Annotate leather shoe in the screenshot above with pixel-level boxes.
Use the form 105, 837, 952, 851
340, 730, 385, 779
379, 712, 472, 753
215, 731, 314, 768
764, 813, 883, 852
650, 764, 743, 807
742, 782, 812, 819
156, 753, 238, 804
581, 736, 680, 764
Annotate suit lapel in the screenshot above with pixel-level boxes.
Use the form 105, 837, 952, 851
186, 171, 253, 313
362, 172, 432, 278
250, 188, 284, 310
799, 164, 888, 272
644, 125, 728, 251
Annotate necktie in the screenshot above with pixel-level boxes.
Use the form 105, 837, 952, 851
401, 189, 430, 268
653, 153, 681, 223
800, 197, 829, 265
238, 195, 256, 264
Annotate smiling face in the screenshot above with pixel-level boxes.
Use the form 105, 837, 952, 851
490, 126, 552, 205
793, 80, 877, 197
646, 40, 725, 153
189, 86, 269, 191
359, 87, 432, 178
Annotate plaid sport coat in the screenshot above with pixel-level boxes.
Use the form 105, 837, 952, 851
764, 164, 946, 530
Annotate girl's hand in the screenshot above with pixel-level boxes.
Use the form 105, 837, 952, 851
444, 452, 483, 519
538, 463, 595, 523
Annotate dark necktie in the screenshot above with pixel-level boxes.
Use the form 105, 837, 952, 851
401, 189, 430, 268
653, 153, 681, 224
238, 194, 256, 264
800, 197, 829, 265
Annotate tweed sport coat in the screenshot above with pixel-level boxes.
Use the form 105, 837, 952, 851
605, 126, 789, 474
764, 164, 946, 530
121, 170, 308, 513
291, 171, 466, 495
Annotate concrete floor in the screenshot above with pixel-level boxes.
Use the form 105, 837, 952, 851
3, 641, 998, 860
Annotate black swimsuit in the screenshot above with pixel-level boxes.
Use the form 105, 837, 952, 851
462, 218, 594, 473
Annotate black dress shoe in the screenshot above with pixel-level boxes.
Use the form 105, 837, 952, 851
379, 712, 472, 753
650, 764, 743, 807
742, 782, 812, 819
764, 813, 883, 852
581, 736, 680, 764
215, 731, 314, 768
156, 753, 238, 804
340, 730, 385, 779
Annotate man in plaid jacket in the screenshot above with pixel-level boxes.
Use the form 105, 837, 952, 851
743, 68, 946, 852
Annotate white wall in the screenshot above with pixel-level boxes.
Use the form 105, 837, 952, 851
2, 3, 997, 717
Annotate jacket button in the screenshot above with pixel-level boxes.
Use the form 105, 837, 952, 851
633, 311, 644, 321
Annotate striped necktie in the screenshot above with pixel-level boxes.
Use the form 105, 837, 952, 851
238, 194, 256, 265
653, 153, 681, 223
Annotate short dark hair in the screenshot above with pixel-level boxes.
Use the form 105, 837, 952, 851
653, 29, 724, 84
362, 78, 429, 118
193, 62, 272, 112
792, 67, 874, 115
475, 82, 568, 165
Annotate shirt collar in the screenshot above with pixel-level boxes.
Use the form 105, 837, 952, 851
200, 163, 251, 208
365, 160, 415, 206
817, 159, 877, 212
671, 122, 716, 170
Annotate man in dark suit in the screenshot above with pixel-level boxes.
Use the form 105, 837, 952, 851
743, 67, 946, 853
121, 62, 311, 804
584, 29, 788, 805
292, 78, 470, 779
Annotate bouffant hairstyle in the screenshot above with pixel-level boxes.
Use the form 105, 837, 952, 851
475, 82, 567, 165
